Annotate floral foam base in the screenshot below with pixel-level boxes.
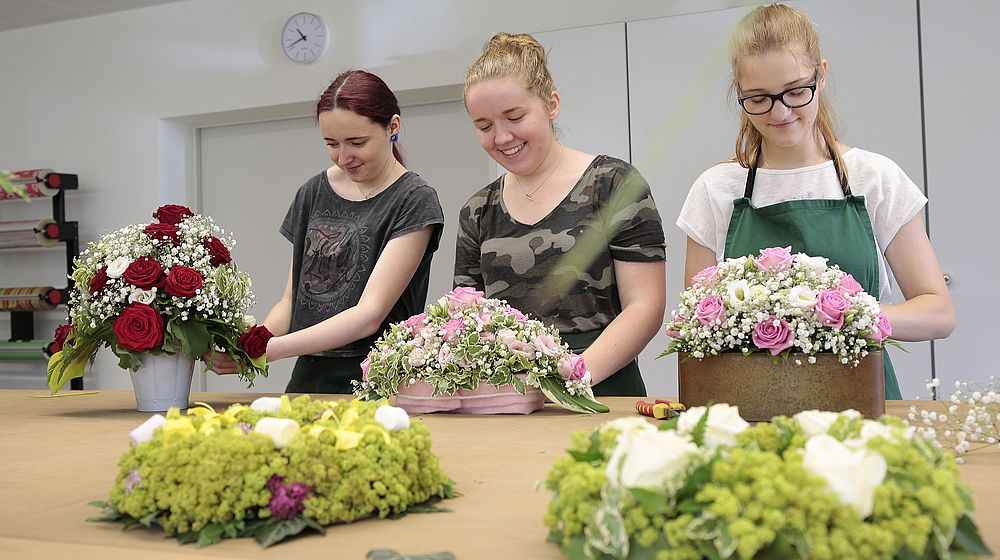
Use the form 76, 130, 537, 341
395, 377, 545, 415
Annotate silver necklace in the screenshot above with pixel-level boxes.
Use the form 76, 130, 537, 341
514, 146, 564, 201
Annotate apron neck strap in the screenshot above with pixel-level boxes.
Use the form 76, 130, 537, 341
744, 147, 852, 199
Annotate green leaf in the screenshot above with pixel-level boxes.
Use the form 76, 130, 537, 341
196, 522, 225, 547
538, 376, 610, 414
137, 512, 157, 528
86, 501, 124, 522
253, 516, 312, 548
568, 429, 603, 462
169, 320, 211, 358
691, 403, 713, 447
46, 350, 89, 394
176, 530, 199, 545
365, 550, 456, 560
657, 417, 680, 431
629, 487, 671, 514
951, 514, 993, 556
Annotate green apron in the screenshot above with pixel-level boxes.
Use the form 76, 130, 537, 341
561, 330, 646, 397
285, 354, 364, 394
723, 153, 901, 400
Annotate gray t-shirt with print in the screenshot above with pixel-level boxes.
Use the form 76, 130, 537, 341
280, 170, 444, 357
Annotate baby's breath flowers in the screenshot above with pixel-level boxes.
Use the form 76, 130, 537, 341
92, 396, 453, 547
908, 376, 1000, 461
544, 406, 990, 559
662, 246, 889, 365
353, 287, 609, 413
46, 205, 270, 392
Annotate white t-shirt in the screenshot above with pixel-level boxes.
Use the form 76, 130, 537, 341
676, 147, 926, 301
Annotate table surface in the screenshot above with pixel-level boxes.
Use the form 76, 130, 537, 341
1, 390, 996, 559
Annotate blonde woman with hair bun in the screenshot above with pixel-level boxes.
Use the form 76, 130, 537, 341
677, 4, 954, 399
455, 32, 667, 397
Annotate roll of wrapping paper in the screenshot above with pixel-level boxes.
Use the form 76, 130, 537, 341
0, 169, 77, 201
0, 218, 60, 248
0, 341, 49, 360
0, 286, 63, 311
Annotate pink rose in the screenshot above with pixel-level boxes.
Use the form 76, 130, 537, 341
665, 315, 687, 339
442, 318, 466, 343
474, 308, 494, 326
437, 344, 453, 366
532, 333, 561, 357
446, 286, 484, 311
558, 354, 588, 381
403, 313, 426, 334
506, 307, 528, 323
692, 265, 719, 286
814, 289, 850, 329
752, 316, 795, 356
695, 296, 726, 325
507, 340, 535, 359
479, 332, 496, 341
360, 355, 371, 381
868, 312, 892, 344
754, 246, 793, 272
837, 273, 863, 296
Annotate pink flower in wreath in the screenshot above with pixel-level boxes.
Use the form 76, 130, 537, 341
692, 264, 720, 286
403, 313, 426, 334
695, 295, 726, 325
752, 316, 795, 356
437, 344, 453, 366
665, 315, 687, 339
446, 286, 484, 312
558, 353, 588, 381
442, 318, 466, 343
753, 246, 793, 272
506, 307, 528, 323
360, 354, 371, 380
868, 312, 892, 344
532, 333, 561, 357
814, 289, 850, 329
837, 273, 863, 296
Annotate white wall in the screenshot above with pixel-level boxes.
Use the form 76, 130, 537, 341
0, 0, 755, 389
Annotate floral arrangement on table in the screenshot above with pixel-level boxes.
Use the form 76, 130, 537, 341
909, 377, 1000, 461
91, 395, 454, 547
662, 246, 891, 365
47, 204, 272, 392
353, 287, 609, 414
543, 404, 991, 559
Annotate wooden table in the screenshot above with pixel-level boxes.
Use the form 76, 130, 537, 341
0, 391, 996, 559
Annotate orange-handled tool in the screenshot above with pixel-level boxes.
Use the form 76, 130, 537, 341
635, 399, 685, 419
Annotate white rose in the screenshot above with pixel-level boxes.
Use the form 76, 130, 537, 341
106, 256, 131, 278
605, 428, 698, 491
787, 285, 818, 309
129, 413, 166, 445
794, 409, 861, 437
604, 417, 656, 435
677, 404, 749, 449
793, 253, 829, 274
128, 287, 157, 304
409, 348, 427, 367
375, 405, 410, 431
253, 417, 300, 449
802, 434, 887, 518
727, 280, 750, 308
748, 284, 769, 303
250, 396, 282, 414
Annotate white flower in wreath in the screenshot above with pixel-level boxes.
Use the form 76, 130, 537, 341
844, 420, 914, 449
727, 280, 751, 308
375, 405, 410, 431
677, 404, 750, 449
106, 256, 131, 278
794, 253, 829, 275
409, 347, 428, 367
748, 284, 770, 304
787, 285, 818, 309
128, 287, 157, 305
605, 428, 698, 491
794, 409, 861, 437
802, 434, 887, 518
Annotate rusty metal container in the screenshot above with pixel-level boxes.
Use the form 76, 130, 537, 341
678, 351, 885, 421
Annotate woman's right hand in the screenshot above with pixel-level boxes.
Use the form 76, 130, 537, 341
201, 348, 240, 374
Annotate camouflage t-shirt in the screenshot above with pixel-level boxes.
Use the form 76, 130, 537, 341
454, 155, 665, 333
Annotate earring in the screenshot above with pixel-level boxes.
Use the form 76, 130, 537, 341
390, 132, 399, 142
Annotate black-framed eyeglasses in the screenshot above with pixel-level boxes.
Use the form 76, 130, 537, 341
738, 71, 818, 115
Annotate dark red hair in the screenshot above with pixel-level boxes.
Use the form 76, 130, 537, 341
316, 70, 404, 165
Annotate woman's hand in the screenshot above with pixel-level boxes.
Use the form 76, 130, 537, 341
201, 348, 240, 374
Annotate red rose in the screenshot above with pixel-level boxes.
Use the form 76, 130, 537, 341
143, 223, 180, 245
113, 303, 165, 352
153, 204, 193, 225
123, 257, 165, 289
89, 267, 109, 294
51, 324, 76, 353
164, 266, 204, 298
238, 325, 274, 359
203, 236, 232, 266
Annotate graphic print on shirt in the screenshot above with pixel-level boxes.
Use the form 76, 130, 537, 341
299, 209, 371, 312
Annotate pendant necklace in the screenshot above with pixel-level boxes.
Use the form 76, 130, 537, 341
515, 146, 564, 201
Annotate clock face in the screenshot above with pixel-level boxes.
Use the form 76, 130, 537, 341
281, 12, 329, 64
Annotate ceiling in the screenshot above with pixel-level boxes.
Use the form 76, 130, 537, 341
0, 0, 188, 32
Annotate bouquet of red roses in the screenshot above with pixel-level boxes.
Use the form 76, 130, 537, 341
47, 205, 271, 392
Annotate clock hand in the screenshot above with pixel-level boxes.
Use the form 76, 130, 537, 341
287, 35, 306, 47
296, 28, 307, 41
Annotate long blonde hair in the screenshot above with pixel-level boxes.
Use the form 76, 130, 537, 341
730, 4, 846, 184
464, 32, 555, 108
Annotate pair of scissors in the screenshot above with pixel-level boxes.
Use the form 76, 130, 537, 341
635, 399, 686, 419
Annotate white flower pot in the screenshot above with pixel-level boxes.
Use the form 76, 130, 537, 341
129, 353, 195, 412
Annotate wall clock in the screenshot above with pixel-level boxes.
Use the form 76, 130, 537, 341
281, 12, 329, 64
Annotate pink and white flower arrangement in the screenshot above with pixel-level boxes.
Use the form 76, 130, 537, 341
353, 287, 609, 413
662, 247, 890, 365
47, 205, 270, 392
